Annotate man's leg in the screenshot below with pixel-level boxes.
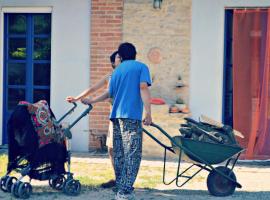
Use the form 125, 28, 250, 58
118, 119, 142, 194
112, 119, 124, 189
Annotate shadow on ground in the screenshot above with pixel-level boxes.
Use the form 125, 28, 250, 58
1, 185, 270, 200
135, 188, 270, 200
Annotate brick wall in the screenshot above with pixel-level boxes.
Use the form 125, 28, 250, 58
89, 0, 123, 150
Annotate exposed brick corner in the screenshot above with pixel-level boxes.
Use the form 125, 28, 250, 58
89, 0, 124, 150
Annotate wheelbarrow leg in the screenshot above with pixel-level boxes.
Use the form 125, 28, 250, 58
226, 152, 241, 172
162, 147, 205, 188
174, 149, 205, 187
175, 164, 204, 187
163, 148, 178, 185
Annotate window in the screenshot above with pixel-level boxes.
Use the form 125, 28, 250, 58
2, 13, 51, 144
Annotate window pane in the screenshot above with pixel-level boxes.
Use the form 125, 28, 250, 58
9, 38, 26, 60
34, 14, 51, 34
34, 38, 51, 60
34, 63, 51, 85
8, 88, 25, 110
34, 89, 50, 105
8, 63, 26, 85
8, 14, 27, 34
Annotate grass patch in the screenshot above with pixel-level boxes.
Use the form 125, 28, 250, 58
135, 166, 163, 188
0, 154, 205, 189
71, 162, 163, 188
71, 162, 115, 188
0, 154, 8, 177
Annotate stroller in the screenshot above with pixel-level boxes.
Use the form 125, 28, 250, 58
0, 100, 92, 199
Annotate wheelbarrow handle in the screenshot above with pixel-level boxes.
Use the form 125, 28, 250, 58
143, 123, 175, 153
150, 122, 175, 141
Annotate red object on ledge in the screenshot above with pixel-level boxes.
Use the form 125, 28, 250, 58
150, 98, 166, 105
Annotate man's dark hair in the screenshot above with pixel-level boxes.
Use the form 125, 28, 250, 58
110, 51, 118, 64
117, 42, 137, 61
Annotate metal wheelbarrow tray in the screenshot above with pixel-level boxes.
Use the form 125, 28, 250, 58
143, 123, 244, 197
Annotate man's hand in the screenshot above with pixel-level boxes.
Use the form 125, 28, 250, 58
140, 82, 152, 126
81, 97, 92, 105
143, 112, 152, 126
66, 96, 77, 103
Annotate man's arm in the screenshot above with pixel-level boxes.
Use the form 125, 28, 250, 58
81, 90, 110, 105
140, 82, 152, 126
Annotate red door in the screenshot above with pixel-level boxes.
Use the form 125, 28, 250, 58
232, 9, 270, 159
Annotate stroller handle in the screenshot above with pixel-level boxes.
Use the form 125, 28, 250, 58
63, 103, 93, 139
65, 103, 93, 129
57, 102, 78, 124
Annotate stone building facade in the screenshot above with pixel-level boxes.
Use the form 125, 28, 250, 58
89, 0, 192, 158
123, 0, 191, 104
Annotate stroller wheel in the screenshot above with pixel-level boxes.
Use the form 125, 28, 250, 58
207, 166, 236, 196
11, 181, 21, 198
4, 176, 17, 193
63, 179, 81, 196
0, 176, 8, 192
49, 175, 66, 190
18, 182, 32, 199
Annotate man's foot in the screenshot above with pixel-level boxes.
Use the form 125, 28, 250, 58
101, 179, 116, 188
115, 191, 135, 200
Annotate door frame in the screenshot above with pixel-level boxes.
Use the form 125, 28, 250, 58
222, 9, 233, 126
0, 7, 52, 145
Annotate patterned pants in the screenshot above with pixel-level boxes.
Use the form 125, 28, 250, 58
112, 118, 143, 194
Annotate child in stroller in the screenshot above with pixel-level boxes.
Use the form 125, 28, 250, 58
0, 100, 92, 199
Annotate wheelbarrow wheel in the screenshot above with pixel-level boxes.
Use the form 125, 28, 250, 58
207, 166, 236, 196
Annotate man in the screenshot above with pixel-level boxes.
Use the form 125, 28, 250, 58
82, 42, 152, 200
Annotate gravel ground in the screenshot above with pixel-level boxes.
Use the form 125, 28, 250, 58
1, 154, 269, 200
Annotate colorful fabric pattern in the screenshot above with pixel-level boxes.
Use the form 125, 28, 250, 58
18, 100, 65, 148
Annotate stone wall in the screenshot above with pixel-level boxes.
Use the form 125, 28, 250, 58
123, 0, 192, 105
122, 0, 192, 158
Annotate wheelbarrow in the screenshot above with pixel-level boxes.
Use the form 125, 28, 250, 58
143, 122, 244, 197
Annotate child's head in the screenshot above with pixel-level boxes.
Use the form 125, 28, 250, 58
110, 51, 120, 69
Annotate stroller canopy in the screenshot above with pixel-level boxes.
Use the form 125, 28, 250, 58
18, 100, 64, 148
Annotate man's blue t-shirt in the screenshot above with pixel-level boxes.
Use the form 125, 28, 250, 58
109, 60, 151, 121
